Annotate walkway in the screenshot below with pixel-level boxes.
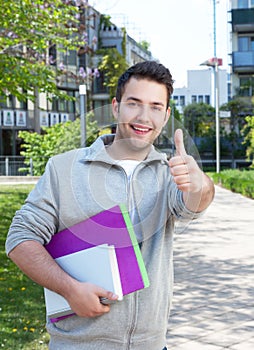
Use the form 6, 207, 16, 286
167, 185, 254, 349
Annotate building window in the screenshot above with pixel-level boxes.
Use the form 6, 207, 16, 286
0, 95, 15, 109
51, 91, 76, 113
239, 76, 254, 96
63, 50, 77, 66
205, 95, 210, 104
198, 95, 203, 103
238, 0, 248, 8
251, 37, 254, 51
173, 96, 178, 105
191, 95, 197, 103
238, 37, 249, 51
239, 0, 254, 7
180, 96, 185, 106
49, 44, 57, 66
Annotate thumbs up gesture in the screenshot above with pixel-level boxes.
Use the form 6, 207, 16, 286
168, 129, 203, 194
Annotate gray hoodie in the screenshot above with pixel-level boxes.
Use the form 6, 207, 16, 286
6, 135, 202, 350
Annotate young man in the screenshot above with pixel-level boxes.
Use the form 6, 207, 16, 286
6, 61, 214, 350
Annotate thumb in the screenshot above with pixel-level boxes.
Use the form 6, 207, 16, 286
97, 286, 119, 301
174, 129, 187, 156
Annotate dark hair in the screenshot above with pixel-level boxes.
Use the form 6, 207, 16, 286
115, 61, 174, 108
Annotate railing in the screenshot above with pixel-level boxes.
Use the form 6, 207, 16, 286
0, 156, 251, 177
0, 156, 38, 176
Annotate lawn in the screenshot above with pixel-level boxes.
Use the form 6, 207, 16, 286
0, 185, 49, 349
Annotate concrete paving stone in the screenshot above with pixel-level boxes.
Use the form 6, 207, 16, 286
198, 330, 242, 348
167, 185, 254, 349
213, 310, 254, 324
168, 324, 214, 341
230, 336, 254, 349
167, 339, 225, 350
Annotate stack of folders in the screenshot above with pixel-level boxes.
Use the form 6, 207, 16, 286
44, 204, 150, 323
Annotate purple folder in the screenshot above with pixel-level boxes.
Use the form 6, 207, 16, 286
45, 204, 149, 297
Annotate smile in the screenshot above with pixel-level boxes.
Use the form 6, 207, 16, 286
131, 124, 152, 134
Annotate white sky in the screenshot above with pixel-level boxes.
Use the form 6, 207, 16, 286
92, 0, 230, 87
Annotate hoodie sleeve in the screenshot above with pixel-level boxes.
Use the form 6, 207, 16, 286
5, 158, 59, 255
168, 179, 204, 221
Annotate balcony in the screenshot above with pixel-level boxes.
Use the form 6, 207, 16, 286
231, 9, 254, 32
232, 51, 254, 72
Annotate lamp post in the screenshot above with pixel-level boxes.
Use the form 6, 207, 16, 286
200, 57, 222, 173
79, 84, 87, 147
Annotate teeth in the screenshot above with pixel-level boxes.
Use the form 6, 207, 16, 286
133, 126, 149, 132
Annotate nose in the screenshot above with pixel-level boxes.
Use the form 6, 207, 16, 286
137, 104, 151, 122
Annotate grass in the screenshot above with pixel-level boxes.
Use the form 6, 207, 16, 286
0, 185, 49, 349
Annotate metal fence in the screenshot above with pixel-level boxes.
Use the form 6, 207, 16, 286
0, 156, 251, 177
0, 156, 40, 176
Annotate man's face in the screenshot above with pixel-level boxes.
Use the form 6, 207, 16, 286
112, 77, 170, 152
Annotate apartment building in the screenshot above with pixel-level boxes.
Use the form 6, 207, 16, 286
229, 0, 254, 98
172, 68, 228, 114
0, 5, 152, 156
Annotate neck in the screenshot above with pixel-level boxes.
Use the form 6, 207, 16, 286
106, 139, 151, 161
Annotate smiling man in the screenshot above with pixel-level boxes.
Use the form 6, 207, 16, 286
6, 61, 214, 350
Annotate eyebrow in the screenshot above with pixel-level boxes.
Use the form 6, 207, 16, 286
126, 96, 165, 107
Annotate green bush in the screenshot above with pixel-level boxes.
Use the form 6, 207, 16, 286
209, 169, 254, 199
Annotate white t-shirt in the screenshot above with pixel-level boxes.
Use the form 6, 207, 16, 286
117, 160, 140, 228
117, 160, 140, 180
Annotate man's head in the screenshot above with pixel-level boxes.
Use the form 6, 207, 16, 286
108, 61, 174, 160
116, 61, 174, 109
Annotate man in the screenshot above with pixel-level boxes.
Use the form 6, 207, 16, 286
6, 61, 214, 349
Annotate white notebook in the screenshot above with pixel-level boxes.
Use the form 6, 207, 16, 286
44, 244, 123, 320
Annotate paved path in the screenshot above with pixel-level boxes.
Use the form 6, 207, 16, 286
166, 185, 254, 349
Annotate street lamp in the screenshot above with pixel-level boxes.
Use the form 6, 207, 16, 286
79, 84, 87, 147
201, 57, 222, 173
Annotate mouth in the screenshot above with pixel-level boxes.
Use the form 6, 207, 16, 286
130, 124, 153, 135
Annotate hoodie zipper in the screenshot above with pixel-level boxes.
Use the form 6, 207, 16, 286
115, 164, 139, 349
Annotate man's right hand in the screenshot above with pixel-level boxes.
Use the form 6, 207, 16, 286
66, 281, 119, 318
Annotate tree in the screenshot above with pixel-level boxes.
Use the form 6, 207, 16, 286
97, 48, 128, 100
220, 98, 252, 162
242, 116, 254, 168
18, 111, 99, 175
0, 0, 92, 102
183, 103, 215, 138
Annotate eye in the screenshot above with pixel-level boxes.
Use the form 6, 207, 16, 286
127, 102, 138, 108
151, 105, 163, 112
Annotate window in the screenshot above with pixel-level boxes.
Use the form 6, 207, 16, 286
239, 76, 254, 97
51, 91, 76, 113
173, 96, 178, 105
238, 37, 249, 51
239, 0, 254, 7
49, 44, 57, 66
205, 95, 210, 104
0, 95, 15, 109
63, 50, 77, 66
180, 96, 185, 106
198, 95, 203, 103
238, 0, 248, 8
251, 37, 254, 51
191, 95, 197, 103
238, 36, 254, 51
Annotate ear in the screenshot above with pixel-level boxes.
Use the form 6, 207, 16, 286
112, 97, 119, 120
163, 107, 170, 127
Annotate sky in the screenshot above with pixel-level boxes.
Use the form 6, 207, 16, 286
92, 0, 229, 88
